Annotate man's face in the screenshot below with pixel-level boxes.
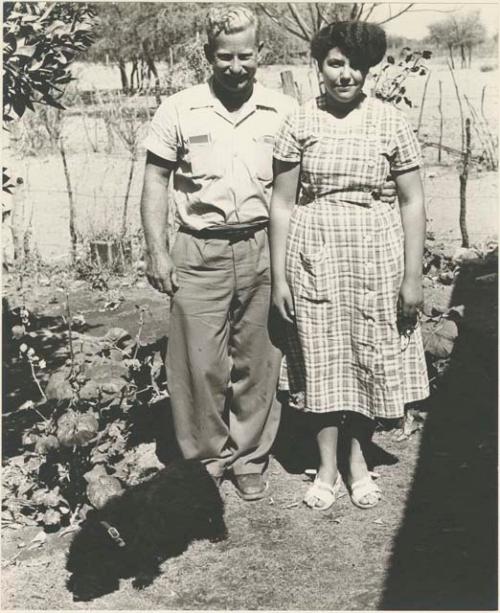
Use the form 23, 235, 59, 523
205, 27, 261, 98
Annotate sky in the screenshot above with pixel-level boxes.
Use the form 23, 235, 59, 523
369, 2, 499, 40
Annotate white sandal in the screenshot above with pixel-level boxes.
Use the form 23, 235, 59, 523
303, 473, 343, 511
349, 475, 381, 509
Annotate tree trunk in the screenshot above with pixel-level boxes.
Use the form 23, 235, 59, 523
460, 44, 466, 69
118, 58, 129, 91
468, 44, 472, 68
130, 58, 138, 91
448, 44, 455, 69
142, 40, 160, 89
59, 140, 78, 262
459, 118, 471, 248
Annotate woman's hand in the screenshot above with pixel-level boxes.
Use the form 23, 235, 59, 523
272, 280, 295, 323
398, 276, 423, 331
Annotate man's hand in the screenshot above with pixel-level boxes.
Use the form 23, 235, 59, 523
380, 176, 397, 205
272, 280, 295, 323
145, 251, 179, 296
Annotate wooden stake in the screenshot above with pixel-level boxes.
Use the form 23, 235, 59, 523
280, 70, 299, 100
459, 118, 471, 248
417, 71, 431, 137
437, 80, 443, 163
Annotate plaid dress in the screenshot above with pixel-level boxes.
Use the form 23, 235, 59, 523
274, 94, 429, 419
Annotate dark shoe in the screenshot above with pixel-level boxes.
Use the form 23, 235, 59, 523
233, 473, 267, 501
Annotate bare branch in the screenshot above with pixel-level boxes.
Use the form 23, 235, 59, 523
364, 3, 380, 22
258, 4, 309, 42
376, 4, 415, 26
350, 3, 359, 20
314, 3, 324, 30
307, 2, 317, 34
287, 3, 313, 41
357, 4, 365, 21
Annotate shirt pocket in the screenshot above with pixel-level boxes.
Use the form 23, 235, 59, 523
186, 133, 220, 179
253, 134, 274, 182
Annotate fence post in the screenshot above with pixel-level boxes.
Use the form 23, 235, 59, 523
438, 80, 443, 163
280, 70, 299, 100
459, 118, 471, 248
416, 71, 431, 137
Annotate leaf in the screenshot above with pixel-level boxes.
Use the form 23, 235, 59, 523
386, 55, 395, 64
15, 44, 37, 58
422, 50, 432, 59
421, 319, 458, 359
403, 97, 412, 108
42, 508, 61, 526
29, 531, 47, 547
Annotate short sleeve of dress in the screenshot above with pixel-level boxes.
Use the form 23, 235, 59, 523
391, 112, 422, 173
273, 111, 301, 163
143, 98, 179, 162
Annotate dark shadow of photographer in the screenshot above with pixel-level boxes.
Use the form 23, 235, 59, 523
381, 257, 498, 610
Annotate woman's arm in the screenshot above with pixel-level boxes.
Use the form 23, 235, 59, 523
394, 167, 426, 322
269, 159, 301, 323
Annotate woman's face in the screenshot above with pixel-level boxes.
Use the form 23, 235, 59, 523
321, 47, 367, 106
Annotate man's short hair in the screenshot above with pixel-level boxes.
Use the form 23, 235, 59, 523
206, 4, 259, 47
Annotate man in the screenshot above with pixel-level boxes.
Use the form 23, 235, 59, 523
141, 5, 395, 500
141, 5, 296, 500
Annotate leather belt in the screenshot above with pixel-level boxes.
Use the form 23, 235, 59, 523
179, 222, 268, 241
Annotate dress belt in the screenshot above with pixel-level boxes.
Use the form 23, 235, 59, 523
179, 222, 268, 241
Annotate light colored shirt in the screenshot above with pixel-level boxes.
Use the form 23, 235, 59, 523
143, 78, 298, 230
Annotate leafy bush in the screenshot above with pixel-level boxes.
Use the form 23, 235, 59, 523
3, 2, 96, 122
2, 303, 168, 531
371, 47, 432, 108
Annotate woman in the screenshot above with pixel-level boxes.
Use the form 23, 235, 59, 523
270, 21, 429, 511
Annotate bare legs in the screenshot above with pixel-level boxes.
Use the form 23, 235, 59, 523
307, 411, 379, 508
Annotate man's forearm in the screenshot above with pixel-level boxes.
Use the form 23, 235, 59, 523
140, 163, 172, 257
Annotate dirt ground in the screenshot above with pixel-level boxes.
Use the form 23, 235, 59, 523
2, 262, 497, 609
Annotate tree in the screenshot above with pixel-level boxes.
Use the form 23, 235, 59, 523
258, 3, 416, 45
3, 1, 97, 257
457, 10, 486, 68
427, 10, 486, 68
86, 3, 206, 91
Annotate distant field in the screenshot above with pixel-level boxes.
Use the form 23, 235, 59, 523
3, 58, 498, 263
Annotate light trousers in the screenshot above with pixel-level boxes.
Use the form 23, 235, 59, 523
166, 228, 282, 477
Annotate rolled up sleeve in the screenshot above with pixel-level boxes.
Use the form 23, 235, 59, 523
273, 111, 302, 163
391, 112, 422, 173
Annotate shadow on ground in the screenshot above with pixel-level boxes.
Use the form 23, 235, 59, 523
381, 260, 498, 610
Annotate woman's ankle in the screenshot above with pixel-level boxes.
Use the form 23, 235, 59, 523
316, 465, 339, 485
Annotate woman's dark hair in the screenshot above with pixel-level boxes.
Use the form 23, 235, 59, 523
311, 21, 386, 71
